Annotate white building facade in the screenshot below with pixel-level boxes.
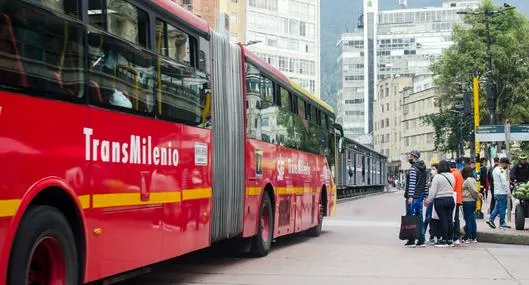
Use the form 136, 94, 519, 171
245, 0, 320, 96
337, 0, 480, 145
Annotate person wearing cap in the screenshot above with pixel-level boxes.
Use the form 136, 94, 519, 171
511, 154, 529, 184
487, 157, 512, 229
404, 149, 428, 247
450, 159, 464, 245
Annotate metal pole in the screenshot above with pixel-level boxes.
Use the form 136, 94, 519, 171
473, 74, 484, 219
506, 122, 511, 223
486, 16, 496, 126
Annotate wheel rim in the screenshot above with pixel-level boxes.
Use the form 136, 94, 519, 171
27, 237, 66, 285
261, 204, 270, 242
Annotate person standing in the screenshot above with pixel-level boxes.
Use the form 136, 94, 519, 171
487, 157, 500, 213
462, 166, 482, 243
404, 150, 428, 247
424, 163, 439, 243
425, 160, 455, 247
450, 160, 463, 245
487, 157, 512, 229
511, 154, 529, 184
480, 158, 488, 200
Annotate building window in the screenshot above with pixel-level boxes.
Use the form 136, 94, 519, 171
230, 12, 238, 24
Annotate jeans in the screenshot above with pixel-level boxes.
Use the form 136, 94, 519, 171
453, 204, 461, 241
490, 194, 508, 226
405, 197, 425, 243
424, 203, 435, 239
463, 201, 477, 240
434, 197, 455, 242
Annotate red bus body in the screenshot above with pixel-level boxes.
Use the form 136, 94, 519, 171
0, 1, 336, 284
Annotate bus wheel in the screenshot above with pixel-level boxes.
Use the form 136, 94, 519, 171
251, 193, 273, 257
307, 198, 323, 237
8, 206, 78, 285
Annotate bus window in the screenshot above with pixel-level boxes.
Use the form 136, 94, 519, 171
156, 19, 191, 65
199, 37, 210, 73
155, 57, 208, 126
87, 29, 154, 113
88, 0, 148, 48
0, 1, 85, 101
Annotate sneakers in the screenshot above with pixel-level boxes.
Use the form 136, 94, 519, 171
416, 241, 426, 248
471, 239, 478, 243
405, 240, 416, 247
453, 240, 461, 246
486, 220, 496, 229
434, 240, 449, 248
500, 225, 511, 229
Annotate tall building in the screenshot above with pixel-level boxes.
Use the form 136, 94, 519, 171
337, 0, 480, 145
373, 75, 412, 176
173, 0, 320, 97
400, 75, 447, 171
245, 0, 320, 96
373, 74, 449, 178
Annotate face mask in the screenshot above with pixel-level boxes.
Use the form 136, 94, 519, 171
431, 169, 438, 176
408, 159, 414, 164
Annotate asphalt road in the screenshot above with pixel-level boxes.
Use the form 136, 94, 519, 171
107, 191, 529, 285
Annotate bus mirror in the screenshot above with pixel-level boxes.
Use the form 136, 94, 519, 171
338, 137, 344, 153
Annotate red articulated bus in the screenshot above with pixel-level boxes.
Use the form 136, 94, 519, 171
0, 0, 339, 284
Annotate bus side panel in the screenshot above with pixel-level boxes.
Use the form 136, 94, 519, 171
162, 126, 212, 259
0, 93, 92, 284
242, 139, 278, 238
242, 139, 263, 238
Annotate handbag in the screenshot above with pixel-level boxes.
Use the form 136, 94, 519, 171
399, 209, 420, 240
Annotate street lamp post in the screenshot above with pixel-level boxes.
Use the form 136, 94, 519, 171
457, 3, 516, 125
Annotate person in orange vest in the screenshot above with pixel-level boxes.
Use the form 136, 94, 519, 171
450, 159, 463, 246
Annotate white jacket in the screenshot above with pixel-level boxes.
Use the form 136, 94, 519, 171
492, 167, 510, 195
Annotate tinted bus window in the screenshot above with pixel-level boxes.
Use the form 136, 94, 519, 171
0, 1, 85, 101
87, 30, 155, 113
88, 0, 148, 48
156, 57, 209, 126
156, 19, 191, 65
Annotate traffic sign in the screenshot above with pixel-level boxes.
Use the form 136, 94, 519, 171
476, 124, 529, 141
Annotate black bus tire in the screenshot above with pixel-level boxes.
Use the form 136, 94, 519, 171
250, 193, 273, 257
8, 205, 79, 285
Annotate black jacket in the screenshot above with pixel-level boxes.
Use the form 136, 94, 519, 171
404, 160, 428, 199
512, 162, 529, 183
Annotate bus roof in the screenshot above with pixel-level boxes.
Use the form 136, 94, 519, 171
288, 80, 333, 113
151, 0, 210, 35
244, 48, 334, 114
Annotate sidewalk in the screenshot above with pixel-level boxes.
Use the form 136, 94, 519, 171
474, 196, 529, 245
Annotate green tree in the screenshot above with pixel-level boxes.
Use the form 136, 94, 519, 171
428, 0, 529, 153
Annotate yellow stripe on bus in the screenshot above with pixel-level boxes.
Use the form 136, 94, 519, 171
92, 192, 182, 208
182, 188, 212, 201
246, 187, 261, 196
0, 199, 21, 217
78, 195, 91, 209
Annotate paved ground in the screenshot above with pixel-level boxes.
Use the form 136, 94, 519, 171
109, 191, 529, 285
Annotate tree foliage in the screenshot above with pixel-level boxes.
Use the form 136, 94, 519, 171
429, 0, 529, 153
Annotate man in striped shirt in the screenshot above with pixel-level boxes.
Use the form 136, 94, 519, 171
404, 150, 428, 247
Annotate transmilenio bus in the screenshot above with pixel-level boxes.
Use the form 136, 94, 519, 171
0, 0, 340, 284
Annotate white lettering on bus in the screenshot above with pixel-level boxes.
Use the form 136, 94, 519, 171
287, 159, 311, 176
83, 128, 179, 166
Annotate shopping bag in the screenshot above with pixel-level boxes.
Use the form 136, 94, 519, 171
399, 214, 420, 240
432, 204, 439, 220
